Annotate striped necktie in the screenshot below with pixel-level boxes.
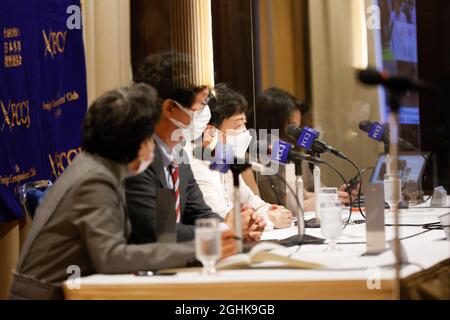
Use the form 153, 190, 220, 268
168, 161, 181, 223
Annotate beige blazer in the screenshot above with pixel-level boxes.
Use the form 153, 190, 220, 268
10, 152, 195, 299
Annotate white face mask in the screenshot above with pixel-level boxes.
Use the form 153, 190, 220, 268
223, 128, 252, 159
182, 105, 211, 142
168, 100, 194, 130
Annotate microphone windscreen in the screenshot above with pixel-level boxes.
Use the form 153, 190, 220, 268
358, 120, 373, 132
358, 68, 384, 85
286, 124, 302, 140
271, 140, 292, 164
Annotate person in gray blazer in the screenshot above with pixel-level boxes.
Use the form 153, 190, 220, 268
9, 84, 237, 300
126, 52, 266, 245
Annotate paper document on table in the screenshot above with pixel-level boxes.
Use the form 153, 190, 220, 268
290, 246, 397, 270
261, 227, 298, 241
161, 242, 323, 274
261, 211, 317, 241
218, 242, 323, 270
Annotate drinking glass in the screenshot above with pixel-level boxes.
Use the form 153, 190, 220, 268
384, 173, 401, 213
319, 187, 339, 206
195, 218, 221, 275
320, 202, 343, 251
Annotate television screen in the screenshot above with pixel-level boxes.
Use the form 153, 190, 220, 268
378, 0, 419, 125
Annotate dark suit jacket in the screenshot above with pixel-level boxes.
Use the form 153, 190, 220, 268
10, 152, 196, 300
126, 145, 221, 244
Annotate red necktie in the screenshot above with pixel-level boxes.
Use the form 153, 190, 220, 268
169, 161, 181, 223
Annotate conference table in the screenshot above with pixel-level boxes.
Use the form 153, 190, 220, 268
63, 203, 450, 300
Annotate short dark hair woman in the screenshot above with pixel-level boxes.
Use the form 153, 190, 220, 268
251, 87, 353, 207
190, 84, 293, 230
10, 83, 208, 300
247, 87, 318, 209
250, 87, 309, 144
208, 83, 248, 128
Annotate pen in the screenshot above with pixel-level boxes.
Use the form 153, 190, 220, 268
134, 270, 176, 276
134, 271, 156, 276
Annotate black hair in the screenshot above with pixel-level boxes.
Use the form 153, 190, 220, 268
251, 87, 309, 140
82, 83, 161, 164
209, 83, 248, 127
134, 51, 205, 108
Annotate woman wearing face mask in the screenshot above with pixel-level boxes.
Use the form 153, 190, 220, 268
249, 87, 356, 209
190, 84, 293, 230
10, 83, 237, 300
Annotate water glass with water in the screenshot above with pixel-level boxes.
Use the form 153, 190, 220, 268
384, 174, 401, 213
320, 202, 343, 251
319, 187, 339, 206
195, 218, 221, 275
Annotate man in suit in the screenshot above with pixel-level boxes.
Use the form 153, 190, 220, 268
10, 84, 237, 299
126, 138, 222, 243
126, 52, 265, 244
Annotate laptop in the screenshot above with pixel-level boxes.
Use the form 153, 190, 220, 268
370, 152, 427, 186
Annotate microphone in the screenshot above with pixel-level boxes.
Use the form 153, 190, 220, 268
286, 124, 347, 159
271, 140, 325, 164
192, 145, 274, 175
358, 120, 416, 149
358, 68, 439, 94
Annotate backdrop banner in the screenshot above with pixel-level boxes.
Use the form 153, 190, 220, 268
0, 0, 87, 221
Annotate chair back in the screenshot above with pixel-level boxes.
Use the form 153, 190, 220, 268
18, 180, 53, 219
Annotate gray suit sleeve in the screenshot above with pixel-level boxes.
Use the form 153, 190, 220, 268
72, 177, 195, 274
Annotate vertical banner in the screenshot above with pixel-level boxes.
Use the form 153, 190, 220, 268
0, 0, 87, 222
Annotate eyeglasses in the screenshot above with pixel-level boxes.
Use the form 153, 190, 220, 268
172, 100, 195, 117
172, 93, 213, 113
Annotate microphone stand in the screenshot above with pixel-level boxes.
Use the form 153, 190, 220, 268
228, 163, 251, 253
307, 152, 322, 228
384, 142, 391, 174
232, 169, 243, 253
387, 91, 402, 300
295, 163, 304, 215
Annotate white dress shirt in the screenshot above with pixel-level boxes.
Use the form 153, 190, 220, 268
190, 156, 275, 231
